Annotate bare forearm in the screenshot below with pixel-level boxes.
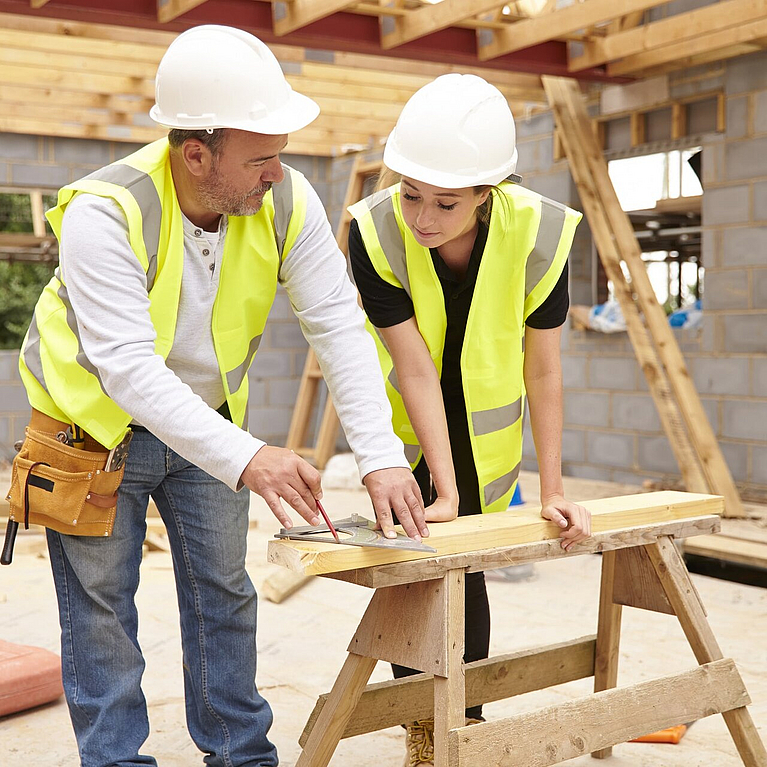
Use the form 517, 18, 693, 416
526, 369, 565, 502
398, 368, 457, 501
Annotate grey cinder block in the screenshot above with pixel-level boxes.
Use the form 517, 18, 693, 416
723, 399, 767, 440
564, 391, 610, 427
722, 313, 767, 353
702, 185, 750, 225
586, 431, 634, 468
590, 356, 637, 390
703, 269, 749, 310
691, 356, 750, 395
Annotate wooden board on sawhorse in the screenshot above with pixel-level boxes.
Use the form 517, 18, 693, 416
268, 491, 767, 767
285, 155, 383, 469
543, 76, 744, 519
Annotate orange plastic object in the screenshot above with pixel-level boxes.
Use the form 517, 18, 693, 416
0, 640, 64, 716
631, 724, 688, 744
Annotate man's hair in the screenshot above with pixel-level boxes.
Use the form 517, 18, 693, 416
167, 128, 229, 157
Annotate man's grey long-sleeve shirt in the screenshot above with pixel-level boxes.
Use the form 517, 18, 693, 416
58, 170, 408, 490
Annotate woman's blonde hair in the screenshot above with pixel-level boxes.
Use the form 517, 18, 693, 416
375, 168, 499, 226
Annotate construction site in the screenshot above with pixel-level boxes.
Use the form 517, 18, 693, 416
1, 1, 766, 766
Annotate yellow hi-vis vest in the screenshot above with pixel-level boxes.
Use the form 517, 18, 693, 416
349, 182, 582, 513
19, 138, 306, 450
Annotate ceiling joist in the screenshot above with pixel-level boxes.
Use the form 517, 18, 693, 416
156, 0, 208, 24
380, 0, 503, 50
571, 0, 767, 72
608, 13, 767, 75
476, 0, 673, 60
272, 1, 357, 36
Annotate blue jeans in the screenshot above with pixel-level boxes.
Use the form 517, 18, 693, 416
46, 430, 277, 767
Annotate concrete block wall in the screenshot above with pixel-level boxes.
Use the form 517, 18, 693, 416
518, 54, 767, 498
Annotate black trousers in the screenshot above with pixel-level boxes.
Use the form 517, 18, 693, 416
392, 456, 491, 721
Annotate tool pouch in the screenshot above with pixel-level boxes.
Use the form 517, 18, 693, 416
5, 427, 124, 537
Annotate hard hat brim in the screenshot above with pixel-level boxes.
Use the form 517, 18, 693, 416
150, 90, 320, 135
384, 139, 518, 189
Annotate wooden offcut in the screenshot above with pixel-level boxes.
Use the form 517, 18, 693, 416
268, 491, 723, 575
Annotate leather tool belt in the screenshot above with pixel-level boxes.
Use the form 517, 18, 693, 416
4, 410, 131, 538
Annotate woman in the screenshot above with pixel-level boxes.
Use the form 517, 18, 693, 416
348, 74, 592, 766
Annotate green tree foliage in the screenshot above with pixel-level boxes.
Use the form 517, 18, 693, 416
0, 261, 56, 349
0, 193, 58, 349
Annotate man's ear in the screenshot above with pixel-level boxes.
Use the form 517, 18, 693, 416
181, 140, 213, 178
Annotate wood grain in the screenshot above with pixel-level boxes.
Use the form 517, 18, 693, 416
267, 492, 723, 576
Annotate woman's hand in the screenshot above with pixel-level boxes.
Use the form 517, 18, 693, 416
425, 494, 459, 522
540, 494, 591, 552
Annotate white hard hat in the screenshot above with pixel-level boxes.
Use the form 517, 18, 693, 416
150, 25, 319, 134
384, 74, 518, 189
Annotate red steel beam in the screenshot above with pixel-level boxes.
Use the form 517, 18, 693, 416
0, 0, 626, 82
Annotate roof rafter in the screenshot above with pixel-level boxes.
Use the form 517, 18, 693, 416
157, 0, 209, 24
272, 0, 357, 36
570, 0, 767, 72
477, 0, 673, 60
380, 0, 505, 50
607, 14, 767, 75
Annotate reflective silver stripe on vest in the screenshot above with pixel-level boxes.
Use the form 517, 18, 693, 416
84, 164, 162, 291
525, 199, 567, 298
55, 272, 108, 392
226, 334, 262, 394
521, 334, 525, 354
471, 398, 522, 437
404, 444, 420, 463
388, 366, 400, 393
368, 191, 411, 295
23, 312, 49, 394
272, 164, 293, 258
484, 461, 521, 507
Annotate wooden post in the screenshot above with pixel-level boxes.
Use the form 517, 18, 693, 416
433, 568, 466, 767
592, 551, 622, 759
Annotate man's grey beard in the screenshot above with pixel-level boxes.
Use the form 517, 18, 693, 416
197, 162, 273, 217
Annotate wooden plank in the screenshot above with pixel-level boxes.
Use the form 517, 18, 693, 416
630, 111, 646, 146
608, 16, 767, 76
612, 545, 673, 614
671, 102, 687, 139
569, 0, 767, 71
268, 492, 723, 576
295, 652, 377, 767
273, 0, 357, 36
448, 659, 750, 766
324, 515, 721, 588
260, 569, 313, 604
434, 568, 465, 767
477, 0, 672, 60
543, 76, 709, 498
300, 636, 596, 745
550, 77, 746, 518
157, 0, 209, 24
348, 579, 450, 673
29, 192, 45, 238
592, 551, 622, 759
381, 0, 505, 49
647, 536, 767, 765
684, 535, 767, 569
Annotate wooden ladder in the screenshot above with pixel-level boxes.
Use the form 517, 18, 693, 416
285, 156, 383, 468
542, 76, 745, 518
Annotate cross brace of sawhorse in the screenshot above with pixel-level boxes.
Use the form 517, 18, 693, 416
294, 515, 767, 767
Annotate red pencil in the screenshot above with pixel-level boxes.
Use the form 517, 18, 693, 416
315, 499, 340, 542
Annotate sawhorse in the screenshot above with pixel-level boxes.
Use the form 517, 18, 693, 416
293, 514, 766, 766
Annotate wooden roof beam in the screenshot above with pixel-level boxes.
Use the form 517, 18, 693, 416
571, 0, 767, 72
477, 0, 673, 60
157, 0, 209, 24
608, 13, 767, 75
380, 0, 505, 50
29, 0, 49, 7
272, 1, 357, 36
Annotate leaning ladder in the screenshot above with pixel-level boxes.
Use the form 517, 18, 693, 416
543, 76, 744, 518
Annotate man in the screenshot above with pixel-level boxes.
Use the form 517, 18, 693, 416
17, 25, 427, 767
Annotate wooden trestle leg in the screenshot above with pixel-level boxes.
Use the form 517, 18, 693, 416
591, 550, 623, 759
647, 536, 767, 767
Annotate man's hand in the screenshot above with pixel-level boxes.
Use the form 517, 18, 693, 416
363, 468, 428, 542
540, 494, 591, 552
241, 446, 322, 529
